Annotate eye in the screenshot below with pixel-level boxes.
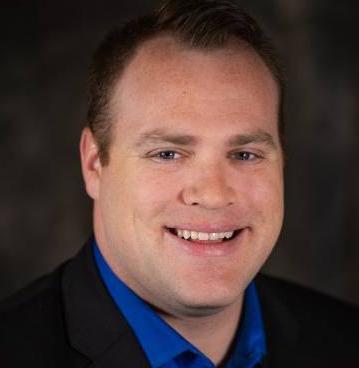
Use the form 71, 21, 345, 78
152, 150, 181, 160
230, 151, 258, 161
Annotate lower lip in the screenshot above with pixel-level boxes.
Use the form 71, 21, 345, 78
165, 229, 246, 257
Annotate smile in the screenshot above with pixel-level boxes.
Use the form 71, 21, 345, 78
167, 228, 240, 242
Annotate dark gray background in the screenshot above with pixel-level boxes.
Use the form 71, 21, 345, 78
1, 0, 358, 304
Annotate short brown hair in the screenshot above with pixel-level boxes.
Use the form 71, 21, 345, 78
87, 0, 285, 165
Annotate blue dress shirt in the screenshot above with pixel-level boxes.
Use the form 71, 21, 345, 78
93, 241, 266, 367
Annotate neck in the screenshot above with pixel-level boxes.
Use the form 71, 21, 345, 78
160, 297, 243, 365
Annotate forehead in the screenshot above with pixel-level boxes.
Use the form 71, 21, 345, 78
110, 36, 279, 140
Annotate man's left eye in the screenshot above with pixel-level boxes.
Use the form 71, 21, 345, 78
231, 151, 257, 161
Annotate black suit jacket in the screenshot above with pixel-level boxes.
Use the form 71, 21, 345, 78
1, 241, 358, 367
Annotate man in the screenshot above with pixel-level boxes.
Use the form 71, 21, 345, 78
1, 0, 358, 367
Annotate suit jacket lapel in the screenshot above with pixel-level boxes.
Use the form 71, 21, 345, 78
255, 274, 300, 368
61, 243, 150, 368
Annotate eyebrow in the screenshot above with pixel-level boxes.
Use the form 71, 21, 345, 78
134, 128, 277, 149
227, 130, 277, 148
135, 129, 197, 147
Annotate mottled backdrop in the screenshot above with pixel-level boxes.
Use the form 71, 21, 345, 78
1, 0, 358, 304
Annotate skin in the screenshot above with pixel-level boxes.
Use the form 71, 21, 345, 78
80, 36, 284, 364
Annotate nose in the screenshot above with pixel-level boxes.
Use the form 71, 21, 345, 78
180, 163, 236, 209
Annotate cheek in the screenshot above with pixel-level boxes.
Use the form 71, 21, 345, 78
101, 176, 130, 223
126, 168, 182, 220
244, 167, 284, 220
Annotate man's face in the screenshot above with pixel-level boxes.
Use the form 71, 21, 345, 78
83, 37, 284, 317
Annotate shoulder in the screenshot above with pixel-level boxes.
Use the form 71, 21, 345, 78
256, 273, 359, 367
0, 243, 145, 367
0, 266, 64, 335
256, 273, 359, 321
0, 265, 62, 312
0, 262, 88, 366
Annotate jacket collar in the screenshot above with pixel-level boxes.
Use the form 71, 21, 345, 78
61, 242, 150, 368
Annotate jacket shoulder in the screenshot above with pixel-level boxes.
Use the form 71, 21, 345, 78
0, 266, 62, 312
257, 273, 359, 318
257, 273, 359, 367
0, 263, 87, 366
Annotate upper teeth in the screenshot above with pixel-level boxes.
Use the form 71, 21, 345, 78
176, 229, 234, 241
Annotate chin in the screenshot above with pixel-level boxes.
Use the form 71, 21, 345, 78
179, 303, 227, 317
172, 286, 241, 316
177, 297, 237, 317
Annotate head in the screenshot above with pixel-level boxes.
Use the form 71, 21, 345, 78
87, 0, 285, 165
81, 0, 285, 317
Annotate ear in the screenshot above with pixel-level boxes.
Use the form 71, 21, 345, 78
80, 127, 102, 200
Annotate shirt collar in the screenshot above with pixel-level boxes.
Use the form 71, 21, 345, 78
93, 240, 266, 367
226, 282, 267, 367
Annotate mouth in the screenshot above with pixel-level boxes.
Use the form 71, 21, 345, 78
165, 227, 242, 243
